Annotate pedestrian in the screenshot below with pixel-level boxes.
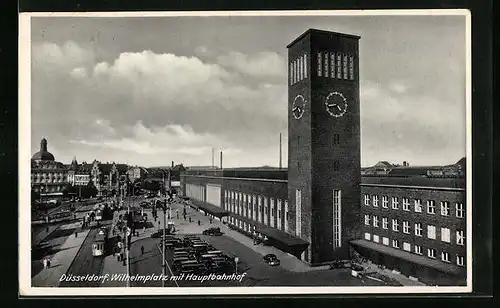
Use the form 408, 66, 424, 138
141, 245, 144, 255
46, 226, 49, 233
189, 217, 192, 223
47, 259, 51, 268
143, 226, 146, 233
75, 231, 78, 238
43, 258, 47, 269
209, 217, 212, 224
197, 220, 200, 226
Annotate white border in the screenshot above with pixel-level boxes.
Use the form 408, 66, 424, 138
19, 9, 472, 296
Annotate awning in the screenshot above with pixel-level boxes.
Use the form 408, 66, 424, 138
257, 226, 309, 247
350, 239, 465, 276
189, 199, 229, 218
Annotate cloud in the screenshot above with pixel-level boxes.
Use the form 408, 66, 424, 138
216, 51, 286, 79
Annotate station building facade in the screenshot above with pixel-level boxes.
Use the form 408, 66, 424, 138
180, 29, 467, 286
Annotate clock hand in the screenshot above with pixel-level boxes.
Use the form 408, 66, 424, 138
336, 105, 342, 111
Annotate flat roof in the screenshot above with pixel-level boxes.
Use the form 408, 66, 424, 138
350, 239, 465, 276
257, 227, 309, 247
287, 28, 361, 48
190, 200, 229, 217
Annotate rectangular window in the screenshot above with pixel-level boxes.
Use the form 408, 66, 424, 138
382, 237, 389, 245
373, 234, 380, 243
373, 215, 379, 228
336, 53, 342, 78
295, 60, 299, 84
364, 232, 371, 240
415, 223, 422, 236
324, 52, 329, 78
263, 197, 268, 224
330, 52, 335, 78
300, 57, 305, 81
392, 239, 400, 249
427, 200, 435, 214
403, 198, 410, 211
382, 196, 388, 208
456, 230, 465, 245
333, 189, 342, 248
270, 198, 275, 228
441, 252, 450, 263
403, 221, 410, 234
392, 219, 399, 232
364, 214, 370, 226
457, 255, 465, 266
456, 203, 464, 218
382, 217, 388, 229
284, 200, 289, 233
414, 199, 422, 213
428, 225, 436, 239
333, 133, 340, 145
349, 54, 354, 80
289, 62, 293, 85
296, 189, 302, 237
392, 197, 399, 209
441, 201, 450, 216
441, 227, 451, 243
372, 195, 379, 207
428, 248, 436, 259
403, 242, 411, 252
258, 195, 262, 223
414, 245, 423, 255
343, 54, 348, 79
364, 194, 370, 206
303, 54, 307, 79
317, 52, 322, 77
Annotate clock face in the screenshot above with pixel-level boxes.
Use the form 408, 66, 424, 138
325, 92, 348, 118
292, 95, 306, 119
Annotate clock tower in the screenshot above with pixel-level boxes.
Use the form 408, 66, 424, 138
287, 29, 361, 265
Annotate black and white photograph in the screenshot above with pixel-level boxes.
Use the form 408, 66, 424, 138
19, 10, 472, 295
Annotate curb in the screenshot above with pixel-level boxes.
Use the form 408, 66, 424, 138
61, 228, 93, 286
33, 225, 61, 246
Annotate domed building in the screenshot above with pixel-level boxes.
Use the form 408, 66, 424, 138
31, 138, 69, 199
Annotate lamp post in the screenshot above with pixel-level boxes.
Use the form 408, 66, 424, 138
162, 197, 167, 287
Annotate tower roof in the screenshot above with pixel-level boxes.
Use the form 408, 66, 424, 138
31, 137, 55, 161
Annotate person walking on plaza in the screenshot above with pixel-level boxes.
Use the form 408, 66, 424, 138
143, 226, 146, 233
197, 220, 200, 226
43, 258, 47, 269
75, 231, 78, 238
47, 259, 51, 268
141, 245, 145, 255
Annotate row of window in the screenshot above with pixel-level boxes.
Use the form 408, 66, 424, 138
224, 190, 290, 233
363, 215, 466, 245
289, 53, 307, 85
363, 195, 465, 218
364, 232, 465, 267
186, 183, 205, 203
316, 51, 354, 80
31, 173, 65, 178
32, 178, 66, 183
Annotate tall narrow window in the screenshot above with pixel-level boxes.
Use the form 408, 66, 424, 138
333, 133, 340, 144
270, 198, 275, 228
303, 54, 307, 79
298, 57, 303, 81
333, 189, 342, 248
296, 189, 302, 237
324, 52, 329, 78
336, 53, 342, 78
289, 62, 293, 85
295, 60, 299, 84
284, 200, 289, 233
343, 53, 348, 79
333, 160, 340, 171
349, 54, 354, 80
330, 52, 335, 78
317, 52, 322, 77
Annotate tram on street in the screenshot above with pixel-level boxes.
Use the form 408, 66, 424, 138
92, 227, 108, 257
95, 209, 103, 221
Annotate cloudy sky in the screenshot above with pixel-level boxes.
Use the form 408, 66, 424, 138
29, 13, 467, 168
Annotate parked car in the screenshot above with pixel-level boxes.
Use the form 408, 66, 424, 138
202, 227, 223, 236
151, 229, 172, 238
350, 263, 365, 272
263, 254, 280, 266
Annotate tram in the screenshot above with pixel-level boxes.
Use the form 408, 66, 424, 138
95, 209, 103, 221
92, 227, 108, 257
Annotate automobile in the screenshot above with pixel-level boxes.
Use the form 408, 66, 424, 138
329, 260, 348, 269
151, 229, 172, 238
202, 227, 223, 236
180, 263, 208, 275
350, 263, 365, 272
263, 254, 280, 266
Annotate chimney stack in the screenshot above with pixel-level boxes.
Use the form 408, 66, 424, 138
212, 148, 214, 168
220, 151, 223, 169
279, 133, 282, 169
171, 161, 174, 168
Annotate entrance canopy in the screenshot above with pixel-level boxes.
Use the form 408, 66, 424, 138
190, 200, 229, 218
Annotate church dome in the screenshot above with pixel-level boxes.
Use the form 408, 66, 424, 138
31, 138, 55, 161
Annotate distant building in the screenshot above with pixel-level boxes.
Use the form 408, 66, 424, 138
90, 161, 129, 196
66, 157, 92, 186
31, 138, 68, 198
127, 166, 149, 182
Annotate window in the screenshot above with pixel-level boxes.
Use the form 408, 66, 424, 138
456, 230, 465, 245
333, 161, 340, 171
392, 219, 399, 232
364, 214, 370, 226
284, 200, 289, 233
330, 52, 335, 78
414, 199, 422, 212
382, 196, 388, 208
382, 217, 388, 229
415, 223, 422, 236
403, 198, 410, 211
317, 52, 322, 77
291, 61, 296, 84
392, 239, 400, 249
427, 225, 436, 239
403, 242, 411, 252
441, 252, 450, 263
333, 189, 342, 248
441, 227, 451, 243
295, 189, 302, 237
372, 195, 379, 207
348, 54, 354, 80
324, 52, 329, 77
403, 221, 410, 234
414, 245, 423, 255
333, 133, 340, 144
457, 255, 465, 266
382, 237, 389, 245
364, 194, 370, 206
456, 203, 464, 218
364, 232, 371, 240
343, 54, 348, 79
373, 215, 379, 227
336, 53, 342, 78
428, 248, 436, 259
303, 54, 307, 79
392, 197, 399, 209
373, 234, 380, 243
441, 201, 450, 216
427, 200, 435, 214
